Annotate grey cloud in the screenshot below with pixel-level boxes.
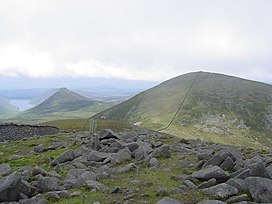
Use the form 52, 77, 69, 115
0, 0, 271, 82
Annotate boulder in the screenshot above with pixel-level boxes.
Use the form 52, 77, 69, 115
34, 144, 46, 153
73, 146, 92, 157
267, 164, 272, 178
247, 161, 271, 178
156, 197, 183, 204
100, 129, 120, 140
51, 150, 75, 166
87, 151, 110, 162
156, 187, 168, 196
202, 155, 224, 168
150, 157, 159, 167
192, 166, 229, 181
64, 169, 96, 188
125, 142, 139, 152
155, 144, 171, 158
110, 163, 137, 174
32, 167, 47, 177
0, 172, 22, 202
19, 194, 48, 204
0, 163, 11, 176
17, 180, 36, 198
245, 177, 272, 203
202, 183, 238, 199
225, 194, 250, 203
133, 147, 145, 160
86, 180, 108, 191
110, 148, 131, 164
183, 180, 197, 189
197, 150, 213, 161
36, 176, 64, 192
44, 192, 60, 201
198, 178, 217, 189
220, 157, 235, 171
226, 178, 247, 192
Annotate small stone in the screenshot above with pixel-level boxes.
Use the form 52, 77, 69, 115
156, 187, 168, 196
71, 191, 81, 197
156, 197, 182, 204
0, 163, 11, 176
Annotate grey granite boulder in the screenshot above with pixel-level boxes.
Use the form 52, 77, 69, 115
51, 150, 75, 166
110, 148, 131, 164
0, 172, 22, 202
36, 176, 64, 192
202, 183, 238, 199
86, 180, 108, 191
192, 166, 229, 181
87, 151, 110, 162
0, 163, 11, 176
245, 177, 272, 203
155, 144, 171, 158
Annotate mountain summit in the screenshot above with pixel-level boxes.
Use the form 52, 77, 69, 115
29, 87, 96, 114
93, 72, 272, 147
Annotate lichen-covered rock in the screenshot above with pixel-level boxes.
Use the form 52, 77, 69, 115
0, 163, 11, 176
192, 166, 229, 181
245, 177, 272, 203
51, 150, 75, 166
202, 183, 238, 199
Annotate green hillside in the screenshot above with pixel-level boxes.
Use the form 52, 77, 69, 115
0, 96, 18, 115
93, 72, 272, 148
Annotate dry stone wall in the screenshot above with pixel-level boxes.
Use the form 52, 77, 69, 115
0, 123, 59, 142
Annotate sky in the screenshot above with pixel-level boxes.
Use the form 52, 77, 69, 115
0, 0, 272, 90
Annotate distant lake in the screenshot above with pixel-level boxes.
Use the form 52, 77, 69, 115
9, 99, 34, 111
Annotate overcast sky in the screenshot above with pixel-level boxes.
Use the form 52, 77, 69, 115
0, 0, 272, 89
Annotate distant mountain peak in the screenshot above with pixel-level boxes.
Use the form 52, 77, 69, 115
27, 87, 95, 114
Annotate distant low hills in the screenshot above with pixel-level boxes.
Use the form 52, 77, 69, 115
0, 96, 18, 115
93, 72, 272, 148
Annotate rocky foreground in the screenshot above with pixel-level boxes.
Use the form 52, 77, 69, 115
0, 128, 272, 203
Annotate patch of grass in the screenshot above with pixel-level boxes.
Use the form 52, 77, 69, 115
0, 134, 78, 172
43, 119, 90, 132
93, 119, 133, 133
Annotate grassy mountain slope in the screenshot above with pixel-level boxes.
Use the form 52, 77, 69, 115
0, 96, 18, 115
93, 72, 272, 148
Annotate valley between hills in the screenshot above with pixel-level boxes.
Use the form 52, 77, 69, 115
0, 71, 272, 204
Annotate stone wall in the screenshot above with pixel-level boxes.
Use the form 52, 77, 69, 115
0, 124, 59, 142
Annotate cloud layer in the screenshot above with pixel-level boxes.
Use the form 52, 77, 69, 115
0, 0, 272, 82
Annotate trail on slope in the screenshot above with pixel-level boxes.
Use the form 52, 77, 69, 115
157, 72, 199, 132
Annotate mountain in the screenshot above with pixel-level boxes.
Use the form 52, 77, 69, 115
93, 72, 272, 148
28, 87, 96, 114
0, 96, 18, 115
